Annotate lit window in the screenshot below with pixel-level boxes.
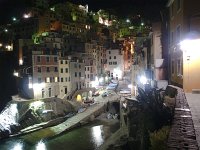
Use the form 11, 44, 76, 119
54, 77, 58, 82
46, 77, 50, 83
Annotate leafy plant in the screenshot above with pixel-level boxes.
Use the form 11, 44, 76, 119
150, 126, 170, 150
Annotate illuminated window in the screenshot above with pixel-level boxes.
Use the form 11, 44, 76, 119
46, 77, 50, 83
54, 77, 58, 82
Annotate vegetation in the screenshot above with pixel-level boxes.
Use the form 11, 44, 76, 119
127, 86, 173, 150
150, 126, 170, 150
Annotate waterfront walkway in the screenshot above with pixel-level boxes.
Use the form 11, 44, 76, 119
21, 102, 105, 143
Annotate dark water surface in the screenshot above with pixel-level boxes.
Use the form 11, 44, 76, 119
0, 120, 119, 150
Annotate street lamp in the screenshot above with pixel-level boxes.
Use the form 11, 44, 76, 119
180, 32, 200, 92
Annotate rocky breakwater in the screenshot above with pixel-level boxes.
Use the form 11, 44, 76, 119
0, 97, 75, 139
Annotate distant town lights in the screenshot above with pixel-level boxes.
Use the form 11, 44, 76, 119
126, 19, 130, 23
23, 13, 30, 19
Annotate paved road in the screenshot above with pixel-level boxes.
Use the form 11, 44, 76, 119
186, 93, 200, 148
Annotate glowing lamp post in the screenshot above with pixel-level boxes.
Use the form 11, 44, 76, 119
180, 36, 200, 92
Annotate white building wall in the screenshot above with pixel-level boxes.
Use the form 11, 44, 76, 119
70, 60, 85, 92
58, 59, 71, 99
106, 49, 124, 80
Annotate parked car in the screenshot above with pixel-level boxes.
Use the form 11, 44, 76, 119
92, 91, 100, 97
102, 91, 112, 97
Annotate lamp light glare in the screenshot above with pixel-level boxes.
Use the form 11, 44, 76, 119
140, 76, 147, 85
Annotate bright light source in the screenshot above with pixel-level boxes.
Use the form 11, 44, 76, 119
4, 29, 8, 32
126, 19, 130, 23
23, 13, 30, 19
99, 77, 103, 83
128, 84, 132, 89
140, 76, 147, 85
13, 71, 19, 77
180, 39, 200, 53
0, 43, 2, 47
113, 68, 122, 79
33, 83, 45, 90
12, 17, 16, 21
19, 59, 23, 65
6, 45, 12, 50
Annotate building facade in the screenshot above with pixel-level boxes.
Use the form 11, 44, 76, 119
167, 0, 200, 91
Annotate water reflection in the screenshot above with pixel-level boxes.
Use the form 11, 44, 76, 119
35, 140, 47, 150
0, 120, 119, 150
12, 142, 23, 150
91, 125, 104, 147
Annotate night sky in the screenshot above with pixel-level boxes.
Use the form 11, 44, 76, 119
0, 0, 168, 25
